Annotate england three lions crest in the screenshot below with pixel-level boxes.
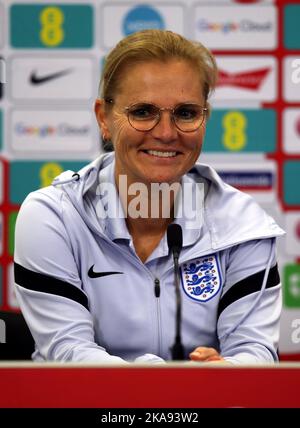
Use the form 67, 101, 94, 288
180, 255, 222, 302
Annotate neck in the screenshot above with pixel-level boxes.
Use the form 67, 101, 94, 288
127, 216, 173, 237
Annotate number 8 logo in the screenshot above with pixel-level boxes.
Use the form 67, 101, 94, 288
222, 111, 247, 151
39, 7, 64, 47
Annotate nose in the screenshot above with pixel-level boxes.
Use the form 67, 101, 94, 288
150, 110, 178, 142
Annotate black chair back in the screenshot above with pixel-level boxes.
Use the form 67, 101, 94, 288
0, 311, 35, 360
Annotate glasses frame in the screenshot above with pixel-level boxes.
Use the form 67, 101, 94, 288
123, 102, 208, 133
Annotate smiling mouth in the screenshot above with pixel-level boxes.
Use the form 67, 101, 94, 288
143, 150, 178, 158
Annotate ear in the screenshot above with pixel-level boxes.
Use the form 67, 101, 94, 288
94, 99, 111, 141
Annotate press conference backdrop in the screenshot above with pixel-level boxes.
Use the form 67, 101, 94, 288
0, 0, 300, 359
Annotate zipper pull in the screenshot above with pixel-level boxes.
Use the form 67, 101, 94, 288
154, 278, 160, 298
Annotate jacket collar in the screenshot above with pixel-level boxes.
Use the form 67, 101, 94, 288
52, 153, 285, 253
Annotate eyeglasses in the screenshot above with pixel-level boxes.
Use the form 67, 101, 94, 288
124, 102, 208, 132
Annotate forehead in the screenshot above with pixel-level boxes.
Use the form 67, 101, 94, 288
115, 59, 204, 105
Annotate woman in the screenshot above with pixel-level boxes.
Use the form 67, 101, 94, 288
14, 30, 284, 363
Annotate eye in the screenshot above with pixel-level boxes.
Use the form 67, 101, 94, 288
128, 104, 158, 120
175, 104, 201, 121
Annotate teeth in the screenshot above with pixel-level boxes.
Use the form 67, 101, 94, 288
147, 150, 177, 158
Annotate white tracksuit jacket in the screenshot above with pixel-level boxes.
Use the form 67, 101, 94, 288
14, 153, 285, 364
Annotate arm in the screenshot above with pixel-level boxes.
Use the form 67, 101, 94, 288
190, 238, 281, 364
14, 190, 128, 363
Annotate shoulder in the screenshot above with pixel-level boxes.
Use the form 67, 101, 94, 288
18, 185, 66, 221
15, 183, 76, 245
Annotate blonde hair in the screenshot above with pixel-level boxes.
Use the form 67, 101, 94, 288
99, 29, 218, 108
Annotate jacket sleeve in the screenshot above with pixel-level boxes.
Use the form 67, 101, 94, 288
217, 238, 281, 364
14, 189, 128, 363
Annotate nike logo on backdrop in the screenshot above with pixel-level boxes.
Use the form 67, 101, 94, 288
88, 265, 124, 279
30, 68, 73, 85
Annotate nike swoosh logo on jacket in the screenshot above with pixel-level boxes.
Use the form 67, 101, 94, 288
88, 265, 123, 278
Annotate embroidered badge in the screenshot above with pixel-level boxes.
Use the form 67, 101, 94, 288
180, 255, 222, 302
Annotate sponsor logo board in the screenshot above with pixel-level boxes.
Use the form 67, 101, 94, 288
284, 264, 300, 309
193, 5, 277, 50
279, 306, 300, 353
285, 213, 300, 257
283, 109, 300, 154
10, 57, 95, 101
204, 109, 276, 153
8, 211, 18, 256
0, 4, 3, 48
10, 109, 95, 157
0, 161, 3, 204
195, 0, 274, 3
9, 160, 87, 204
10, 4, 93, 48
215, 160, 276, 203
284, 5, 300, 50
283, 161, 300, 206
213, 56, 277, 101
101, 3, 184, 49
0, 56, 5, 90
0, 110, 2, 148
0, 266, 2, 307
284, 56, 300, 102
0, 213, 3, 257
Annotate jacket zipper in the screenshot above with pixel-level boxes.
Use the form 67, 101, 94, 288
154, 278, 160, 297
103, 243, 163, 357
89, 238, 218, 357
